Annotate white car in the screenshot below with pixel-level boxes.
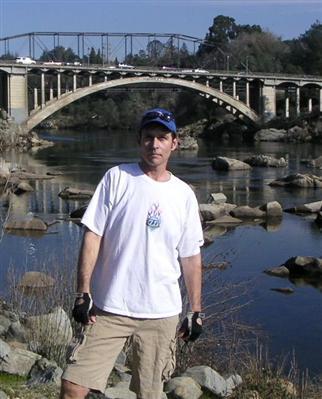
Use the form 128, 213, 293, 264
193, 68, 209, 73
118, 63, 135, 69
43, 61, 63, 66
15, 57, 36, 65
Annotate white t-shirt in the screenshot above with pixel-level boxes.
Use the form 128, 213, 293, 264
81, 163, 204, 318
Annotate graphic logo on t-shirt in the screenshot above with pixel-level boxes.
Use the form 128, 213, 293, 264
146, 203, 161, 229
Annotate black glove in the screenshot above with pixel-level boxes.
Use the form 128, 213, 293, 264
72, 293, 94, 324
179, 311, 204, 342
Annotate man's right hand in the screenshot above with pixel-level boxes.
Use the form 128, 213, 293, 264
72, 292, 95, 324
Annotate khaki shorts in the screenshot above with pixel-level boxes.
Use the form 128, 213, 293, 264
62, 307, 178, 398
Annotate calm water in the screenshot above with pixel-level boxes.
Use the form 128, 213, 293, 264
0, 129, 322, 373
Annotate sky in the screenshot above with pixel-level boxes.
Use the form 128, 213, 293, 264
0, 0, 321, 58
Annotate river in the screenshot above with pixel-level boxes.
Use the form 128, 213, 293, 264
0, 129, 322, 374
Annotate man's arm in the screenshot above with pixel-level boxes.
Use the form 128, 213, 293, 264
77, 228, 102, 292
180, 253, 202, 312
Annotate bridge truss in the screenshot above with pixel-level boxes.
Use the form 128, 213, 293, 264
0, 31, 217, 64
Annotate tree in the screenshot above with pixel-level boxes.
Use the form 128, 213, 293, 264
0, 52, 17, 60
39, 46, 79, 62
228, 31, 289, 73
288, 21, 322, 75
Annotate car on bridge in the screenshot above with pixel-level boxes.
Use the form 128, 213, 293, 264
118, 63, 135, 69
42, 61, 63, 66
193, 68, 209, 73
15, 57, 36, 65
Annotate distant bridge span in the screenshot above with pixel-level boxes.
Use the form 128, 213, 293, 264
26, 76, 259, 131
0, 62, 322, 132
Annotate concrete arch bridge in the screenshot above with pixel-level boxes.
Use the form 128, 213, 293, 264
0, 62, 322, 132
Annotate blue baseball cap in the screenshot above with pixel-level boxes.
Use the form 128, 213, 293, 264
140, 108, 177, 134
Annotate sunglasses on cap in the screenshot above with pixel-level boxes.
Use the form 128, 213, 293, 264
142, 110, 175, 123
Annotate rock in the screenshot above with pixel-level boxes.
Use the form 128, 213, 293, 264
212, 157, 251, 171
105, 381, 136, 399
270, 287, 294, 294
286, 125, 310, 142
305, 155, 322, 169
199, 203, 236, 221
230, 206, 265, 219
203, 225, 227, 244
0, 391, 8, 399
315, 211, 322, 227
6, 321, 27, 343
0, 346, 41, 376
208, 192, 227, 204
182, 365, 228, 397
19, 271, 55, 289
4, 216, 48, 231
283, 256, 322, 276
0, 315, 12, 333
27, 357, 63, 386
254, 128, 287, 142
199, 204, 227, 221
115, 350, 127, 367
285, 200, 322, 214
165, 376, 203, 399
264, 266, 290, 277
25, 307, 73, 348
259, 201, 283, 219
0, 338, 11, 361
269, 174, 322, 188
12, 181, 34, 195
225, 374, 243, 395
243, 154, 287, 168
178, 136, 199, 150
58, 187, 94, 200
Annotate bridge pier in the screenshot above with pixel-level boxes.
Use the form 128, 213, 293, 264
57, 73, 61, 98
262, 84, 276, 121
246, 81, 250, 107
285, 96, 290, 118
296, 87, 300, 116
41, 73, 45, 108
320, 88, 322, 112
308, 98, 312, 113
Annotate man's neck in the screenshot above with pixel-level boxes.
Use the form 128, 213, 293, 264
139, 162, 170, 182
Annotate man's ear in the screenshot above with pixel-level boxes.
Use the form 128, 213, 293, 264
171, 137, 178, 151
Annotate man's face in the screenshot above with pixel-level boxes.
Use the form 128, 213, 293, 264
139, 124, 178, 169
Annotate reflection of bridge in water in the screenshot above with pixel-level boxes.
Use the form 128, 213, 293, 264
0, 62, 322, 132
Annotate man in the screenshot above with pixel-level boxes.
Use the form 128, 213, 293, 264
60, 108, 204, 399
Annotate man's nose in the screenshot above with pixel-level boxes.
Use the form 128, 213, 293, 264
150, 137, 159, 148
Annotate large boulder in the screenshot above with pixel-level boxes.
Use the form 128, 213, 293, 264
212, 157, 251, 171
230, 206, 265, 220
165, 376, 203, 399
269, 174, 322, 188
208, 192, 227, 205
307, 155, 322, 169
286, 125, 311, 142
58, 187, 94, 200
27, 357, 63, 386
284, 200, 322, 214
25, 307, 73, 348
259, 201, 283, 219
4, 216, 47, 231
182, 366, 241, 397
283, 256, 322, 276
254, 128, 287, 142
243, 154, 287, 168
0, 345, 41, 376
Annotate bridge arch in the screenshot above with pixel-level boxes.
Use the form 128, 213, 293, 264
25, 76, 260, 131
